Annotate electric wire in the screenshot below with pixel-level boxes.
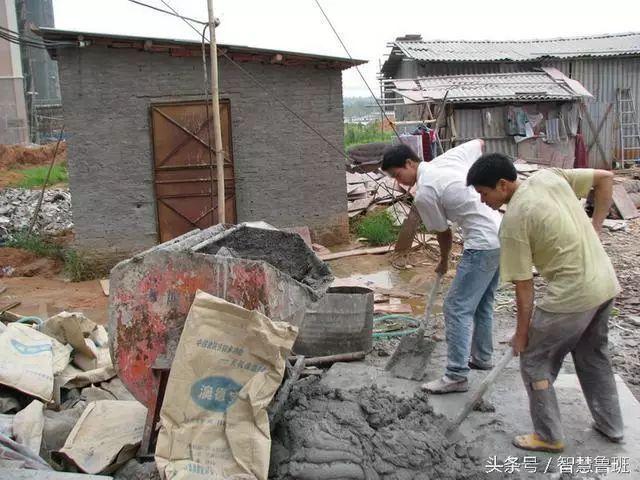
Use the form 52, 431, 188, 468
126, 0, 208, 25
136, 1, 420, 253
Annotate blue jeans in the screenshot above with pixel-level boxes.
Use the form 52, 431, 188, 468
443, 248, 500, 381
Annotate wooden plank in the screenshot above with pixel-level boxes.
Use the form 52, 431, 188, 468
320, 245, 394, 261
347, 184, 367, 197
0, 302, 20, 313
612, 184, 639, 219
99, 279, 110, 296
348, 196, 373, 213
374, 303, 413, 315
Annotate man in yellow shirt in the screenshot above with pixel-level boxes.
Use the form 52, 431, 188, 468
466, 154, 623, 453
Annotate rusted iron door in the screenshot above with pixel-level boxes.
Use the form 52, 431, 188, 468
151, 100, 236, 242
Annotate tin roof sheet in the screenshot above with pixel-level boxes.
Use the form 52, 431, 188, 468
389, 68, 592, 104
391, 32, 640, 62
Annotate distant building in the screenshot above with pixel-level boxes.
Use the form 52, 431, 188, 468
0, 0, 28, 143
381, 33, 640, 167
40, 28, 364, 263
16, 0, 62, 141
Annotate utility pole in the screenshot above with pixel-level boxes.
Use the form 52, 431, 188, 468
207, 0, 225, 223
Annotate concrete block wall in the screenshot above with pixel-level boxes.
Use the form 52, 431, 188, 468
56, 46, 348, 263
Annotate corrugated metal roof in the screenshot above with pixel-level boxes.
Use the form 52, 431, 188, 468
389, 69, 591, 104
392, 32, 640, 62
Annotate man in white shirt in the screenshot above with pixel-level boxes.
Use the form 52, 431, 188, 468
382, 139, 501, 393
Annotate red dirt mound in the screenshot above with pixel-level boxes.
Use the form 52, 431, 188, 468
0, 247, 62, 278
0, 142, 67, 170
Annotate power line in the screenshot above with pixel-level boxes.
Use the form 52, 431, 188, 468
312, 0, 400, 140
0, 26, 75, 49
126, 0, 208, 25
160, 0, 351, 161
146, 1, 412, 229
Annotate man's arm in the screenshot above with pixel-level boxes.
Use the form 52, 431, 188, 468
590, 170, 614, 233
435, 229, 452, 274
512, 279, 535, 356
557, 168, 614, 233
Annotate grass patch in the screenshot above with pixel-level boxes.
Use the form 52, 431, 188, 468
345, 122, 394, 150
5, 230, 63, 257
355, 210, 399, 246
63, 249, 98, 282
12, 163, 68, 188
5, 230, 99, 282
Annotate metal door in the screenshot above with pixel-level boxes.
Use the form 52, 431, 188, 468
151, 100, 236, 242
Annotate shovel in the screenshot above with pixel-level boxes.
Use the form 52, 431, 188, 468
445, 348, 514, 437
385, 273, 443, 380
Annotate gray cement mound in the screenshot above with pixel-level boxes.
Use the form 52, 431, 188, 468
270, 379, 488, 480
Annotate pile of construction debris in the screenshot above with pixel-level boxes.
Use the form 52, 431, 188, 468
0, 188, 73, 239
346, 171, 414, 223
0, 311, 155, 479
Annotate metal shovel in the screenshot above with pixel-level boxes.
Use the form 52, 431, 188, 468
385, 273, 443, 380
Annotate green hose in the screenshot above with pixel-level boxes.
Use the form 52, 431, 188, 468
373, 314, 419, 339
16, 316, 44, 328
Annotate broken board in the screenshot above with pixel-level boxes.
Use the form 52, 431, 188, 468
612, 184, 639, 219
374, 303, 413, 315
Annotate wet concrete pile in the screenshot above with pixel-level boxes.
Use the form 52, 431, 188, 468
0, 188, 73, 238
270, 379, 488, 480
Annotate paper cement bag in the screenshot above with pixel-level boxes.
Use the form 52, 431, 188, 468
155, 290, 298, 480
13, 400, 44, 454
55, 400, 147, 474
42, 312, 106, 358
0, 324, 55, 401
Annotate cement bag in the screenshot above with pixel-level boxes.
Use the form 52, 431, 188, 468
156, 290, 298, 480
0, 324, 55, 401
55, 400, 146, 474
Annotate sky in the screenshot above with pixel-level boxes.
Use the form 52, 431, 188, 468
52, 0, 640, 97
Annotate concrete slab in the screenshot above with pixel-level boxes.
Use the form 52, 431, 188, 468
321, 358, 640, 478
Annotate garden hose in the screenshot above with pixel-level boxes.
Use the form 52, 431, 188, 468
373, 314, 419, 339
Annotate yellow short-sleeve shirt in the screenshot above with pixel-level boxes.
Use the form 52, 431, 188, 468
499, 168, 620, 313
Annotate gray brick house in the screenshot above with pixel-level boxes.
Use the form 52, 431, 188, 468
39, 28, 364, 263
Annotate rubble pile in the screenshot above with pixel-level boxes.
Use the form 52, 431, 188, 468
0, 188, 73, 238
603, 221, 640, 393
270, 379, 488, 480
346, 171, 414, 220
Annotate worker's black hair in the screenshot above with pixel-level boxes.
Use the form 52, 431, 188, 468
466, 153, 517, 188
381, 144, 420, 170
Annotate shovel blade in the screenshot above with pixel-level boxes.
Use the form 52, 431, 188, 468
385, 334, 437, 381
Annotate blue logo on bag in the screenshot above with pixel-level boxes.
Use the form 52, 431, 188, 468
190, 376, 241, 412
10, 339, 52, 355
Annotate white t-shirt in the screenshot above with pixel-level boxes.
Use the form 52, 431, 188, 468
414, 139, 502, 250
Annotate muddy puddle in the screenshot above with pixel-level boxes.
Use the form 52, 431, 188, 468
328, 252, 450, 317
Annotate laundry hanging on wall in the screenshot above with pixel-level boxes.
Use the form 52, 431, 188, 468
392, 134, 424, 161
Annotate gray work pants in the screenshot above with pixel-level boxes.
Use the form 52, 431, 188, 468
520, 299, 623, 442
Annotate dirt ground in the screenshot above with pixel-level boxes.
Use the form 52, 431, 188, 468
0, 142, 67, 188
0, 276, 108, 325
0, 142, 67, 170
0, 247, 63, 278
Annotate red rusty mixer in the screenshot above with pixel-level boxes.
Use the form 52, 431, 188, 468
108, 224, 332, 453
